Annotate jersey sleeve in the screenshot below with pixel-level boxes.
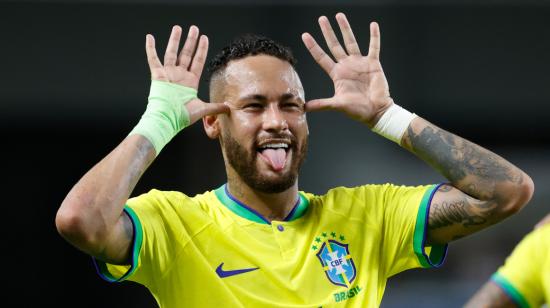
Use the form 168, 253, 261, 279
92, 189, 195, 290
379, 183, 448, 278
491, 224, 550, 308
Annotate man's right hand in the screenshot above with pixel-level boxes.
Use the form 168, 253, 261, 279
145, 25, 228, 126
56, 24, 229, 266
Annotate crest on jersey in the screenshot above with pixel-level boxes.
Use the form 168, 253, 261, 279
315, 239, 356, 288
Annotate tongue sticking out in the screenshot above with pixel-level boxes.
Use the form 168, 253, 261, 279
260, 148, 287, 171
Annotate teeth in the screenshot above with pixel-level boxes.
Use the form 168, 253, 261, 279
260, 143, 289, 149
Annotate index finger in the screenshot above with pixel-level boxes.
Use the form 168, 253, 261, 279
367, 22, 381, 60
301, 32, 335, 75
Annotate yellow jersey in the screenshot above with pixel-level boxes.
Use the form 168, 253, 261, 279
94, 183, 447, 307
492, 223, 550, 308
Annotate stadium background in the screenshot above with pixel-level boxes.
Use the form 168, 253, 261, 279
2, 0, 549, 307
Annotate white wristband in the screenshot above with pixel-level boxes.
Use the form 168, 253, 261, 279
372, 103, 417, 145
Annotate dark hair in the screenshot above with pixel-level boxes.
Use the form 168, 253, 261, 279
207, 33, 296, 78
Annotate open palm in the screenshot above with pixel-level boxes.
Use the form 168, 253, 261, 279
145, 25, 228, 125
302, 13, 393, 127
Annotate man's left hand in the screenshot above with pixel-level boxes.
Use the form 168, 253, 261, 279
302, 13, 393, 127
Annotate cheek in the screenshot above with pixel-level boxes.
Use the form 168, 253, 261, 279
229, 110, 257, 129
291, 114, 309, 138
295, 113, 309, 136
296, 114, 307, 127
225, 112, 259, 145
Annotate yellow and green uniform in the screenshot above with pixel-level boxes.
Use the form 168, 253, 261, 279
94, 183, 447, 307
491, 224, 550, 308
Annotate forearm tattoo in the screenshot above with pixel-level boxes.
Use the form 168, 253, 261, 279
405, 123, 526, 239
406, 125, 523, 199
428, 185, 498, 236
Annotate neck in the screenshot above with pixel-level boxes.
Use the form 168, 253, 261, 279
226, 176, 299, 223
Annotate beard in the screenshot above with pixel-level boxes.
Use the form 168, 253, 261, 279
221, 131, 307, 194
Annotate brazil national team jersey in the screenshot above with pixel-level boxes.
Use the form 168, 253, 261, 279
491, 224, 550, 308
94, 183, 447, 307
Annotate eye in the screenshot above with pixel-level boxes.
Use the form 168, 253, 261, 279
282, 101, 304, 112
243, 102, 264, 111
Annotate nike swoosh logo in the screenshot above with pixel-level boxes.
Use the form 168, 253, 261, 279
215, 262, 259, 278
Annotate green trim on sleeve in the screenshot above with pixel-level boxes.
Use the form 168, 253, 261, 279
93, 205, 144, 283
492, 272, 531, 308
413, 184, 448, 268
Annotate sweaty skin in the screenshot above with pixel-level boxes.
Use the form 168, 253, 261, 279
204, 55, 309, 221
56, 13, 534, 275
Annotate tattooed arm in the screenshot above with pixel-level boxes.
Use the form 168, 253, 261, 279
465, 281, 517, 308
300, 13, 534, 244
401, 118, 534, 245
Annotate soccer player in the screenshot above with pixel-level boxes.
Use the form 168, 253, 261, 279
55, 13, 534, 307
465, 213, 550, 308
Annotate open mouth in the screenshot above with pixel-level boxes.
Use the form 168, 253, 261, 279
257, 141, 290, 171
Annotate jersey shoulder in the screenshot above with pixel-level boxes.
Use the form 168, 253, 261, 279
127, 188, 223, 232
303, 183, 415, 221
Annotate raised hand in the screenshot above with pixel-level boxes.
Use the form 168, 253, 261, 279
145, 25, 228, 125
302, 13, 393, 127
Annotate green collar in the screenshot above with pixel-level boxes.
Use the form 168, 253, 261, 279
214, 184, 309, 224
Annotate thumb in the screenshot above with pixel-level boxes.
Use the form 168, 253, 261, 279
305, 97, 336, 112
186, 99, 230, 124
201, 101, 230, 117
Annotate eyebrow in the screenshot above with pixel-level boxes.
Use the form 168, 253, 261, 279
239, 93, 302, 102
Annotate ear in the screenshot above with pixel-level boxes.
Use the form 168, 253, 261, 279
203, 114, 221, 139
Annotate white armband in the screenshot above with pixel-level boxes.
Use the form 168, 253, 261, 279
372, 103, 417, 145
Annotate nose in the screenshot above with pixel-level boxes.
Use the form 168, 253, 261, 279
262, 103, 288, 132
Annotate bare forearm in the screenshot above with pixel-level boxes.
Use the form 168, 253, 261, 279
56, 135, 155, 254
402, 117, 532, 212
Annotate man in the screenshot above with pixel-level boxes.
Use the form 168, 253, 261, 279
55, 13, 534, 307
465, 213, 550, 308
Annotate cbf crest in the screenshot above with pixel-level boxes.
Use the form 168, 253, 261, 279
312, 232, 356, 288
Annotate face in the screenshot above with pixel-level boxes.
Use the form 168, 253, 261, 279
214, 55, 309, 193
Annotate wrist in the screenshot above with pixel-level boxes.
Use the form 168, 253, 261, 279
129, 80, 197, 155
372, 103, 417, 145
368, 99, 394, 128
